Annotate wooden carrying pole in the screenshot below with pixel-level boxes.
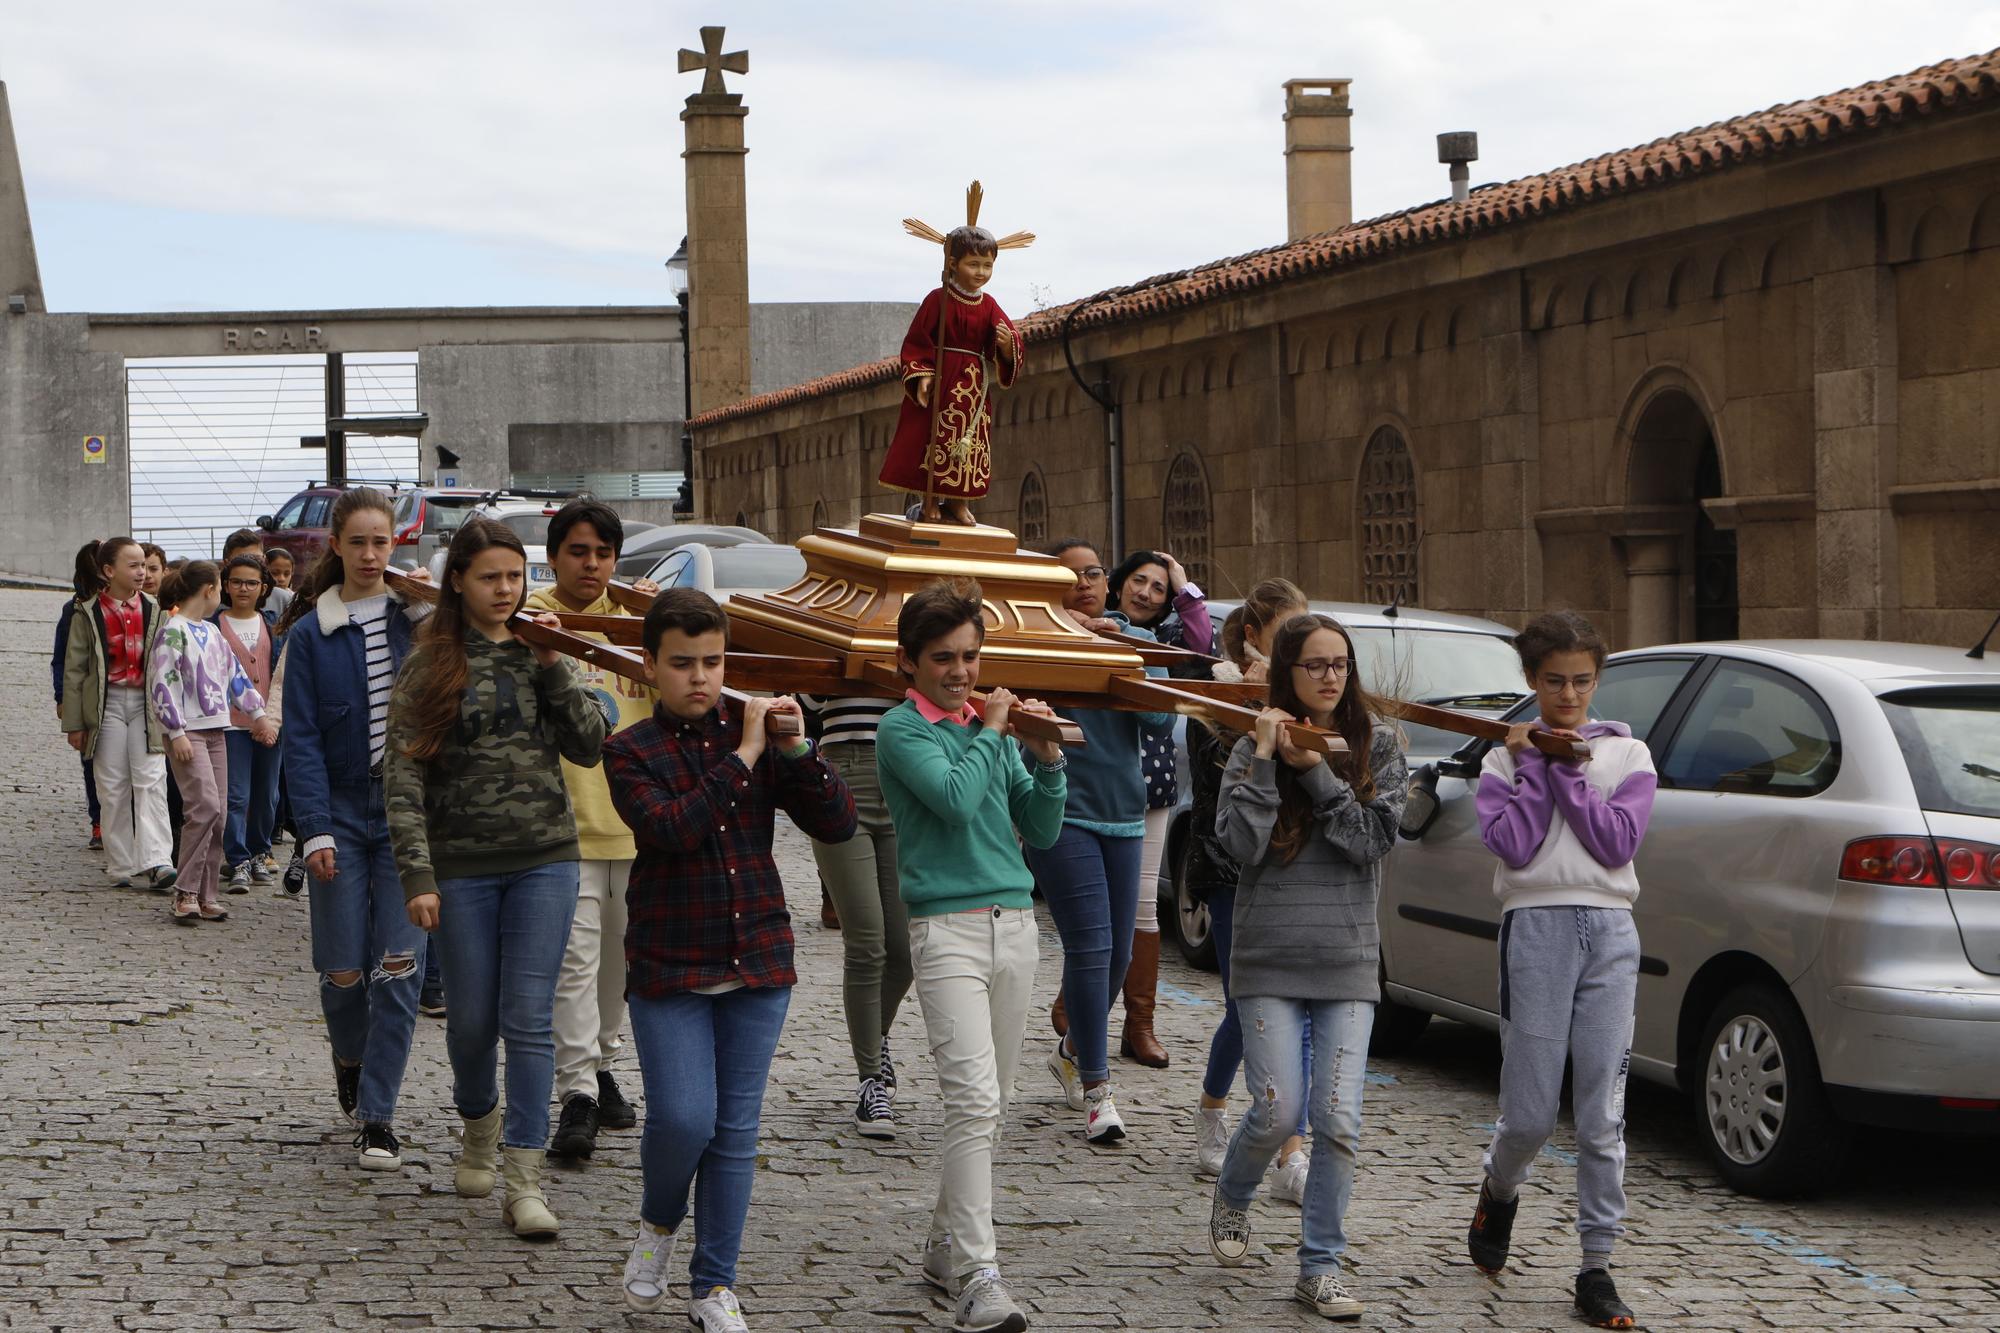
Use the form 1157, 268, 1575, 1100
1377, 697, 1592, 762
380, 569, 805, 738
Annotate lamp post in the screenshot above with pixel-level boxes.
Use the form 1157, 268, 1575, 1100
667, 236, 693, 517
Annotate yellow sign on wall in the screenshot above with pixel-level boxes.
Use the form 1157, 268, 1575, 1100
82, 435, 107, 465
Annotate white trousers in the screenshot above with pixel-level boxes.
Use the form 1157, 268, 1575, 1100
910, 904, 1039, 1279
96, 686, 171, 880
552, 857, 632, 1102
1134, 806, 1169, 933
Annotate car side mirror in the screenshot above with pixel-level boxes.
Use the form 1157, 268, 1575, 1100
1399, 763, 1443, 840
256, 515, 275, 531
1436, 753, 1482, 782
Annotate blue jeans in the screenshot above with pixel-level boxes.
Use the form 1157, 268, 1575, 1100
1025, 824, 1141, 1084
1217, 997, 1376, 1277
223, 730, 281, 867
630, 985, 792, 1296
432, 861, 579, 1149
308, 781, 427, 1127
82, 755, 100, 825
1202, 883, 1311, 1137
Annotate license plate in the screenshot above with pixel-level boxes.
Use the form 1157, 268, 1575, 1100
530, 564, 556, 585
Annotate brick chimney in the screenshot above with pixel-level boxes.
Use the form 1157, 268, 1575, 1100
1283, 78, 1353, 241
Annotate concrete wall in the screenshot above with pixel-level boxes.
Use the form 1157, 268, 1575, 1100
749, 302, 914, 398
0, 313, 128, 581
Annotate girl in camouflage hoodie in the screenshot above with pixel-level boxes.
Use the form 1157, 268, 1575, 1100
384, 518, 608, 1240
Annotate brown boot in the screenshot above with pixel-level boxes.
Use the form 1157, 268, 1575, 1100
820, 884, 841, 931
1051, 989, 1068, 1039
1119, 929, 1170, 1068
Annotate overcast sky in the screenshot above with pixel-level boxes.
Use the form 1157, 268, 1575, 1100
6, 2, 1996, 318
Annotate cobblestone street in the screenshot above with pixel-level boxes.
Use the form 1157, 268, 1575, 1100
3, 587, 1997, 1331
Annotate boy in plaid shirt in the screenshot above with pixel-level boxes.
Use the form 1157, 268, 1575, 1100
601, 589, 856, 1331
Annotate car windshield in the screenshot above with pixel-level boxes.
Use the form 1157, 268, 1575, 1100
499, 514, 551, 547
1877, 688, 2000, 819
712, 546, 806, 590
1346, 627, 1524, 756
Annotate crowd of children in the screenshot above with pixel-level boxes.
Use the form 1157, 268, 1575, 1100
52, 496, 1651, 1333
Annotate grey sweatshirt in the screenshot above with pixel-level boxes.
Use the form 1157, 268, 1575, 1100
1216, 725, 1408, 1003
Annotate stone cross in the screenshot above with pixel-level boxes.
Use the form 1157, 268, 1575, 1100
678, 26, 748, 97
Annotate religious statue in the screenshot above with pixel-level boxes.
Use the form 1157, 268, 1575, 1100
878, 182, 1034, 526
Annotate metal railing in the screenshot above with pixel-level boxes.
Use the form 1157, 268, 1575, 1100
510, 471, 686, 500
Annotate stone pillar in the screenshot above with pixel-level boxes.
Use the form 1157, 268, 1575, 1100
681, 48, 752, 417
1618, 532, 1684, 648
0, 82, 46, 312
1283, 79, 1353, 241
1810, 192, 1900, 639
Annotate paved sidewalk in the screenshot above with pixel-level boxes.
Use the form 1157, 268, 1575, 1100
1, 588, 1995, 1330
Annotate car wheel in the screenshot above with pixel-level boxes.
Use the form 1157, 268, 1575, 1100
1694, 982, 1850, 1198
1169, 834, 1218, 972
1368, 993, 1432, 1057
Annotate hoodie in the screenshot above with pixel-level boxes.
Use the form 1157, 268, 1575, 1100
1474, 718, 1657, 912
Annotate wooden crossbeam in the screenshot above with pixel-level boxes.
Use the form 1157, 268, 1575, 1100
857, 660, 1086, 748
1376, 698, 1591, 762
1103, 675, 1349, 755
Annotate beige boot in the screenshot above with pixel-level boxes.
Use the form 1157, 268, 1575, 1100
455, 1105, 502, 1198
501, 1146, 560, 1239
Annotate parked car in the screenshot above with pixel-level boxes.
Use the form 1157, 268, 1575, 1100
623, 540, 807, 602
613, 523, 770, 579
255, 481, 360, 566
1383, 639, 2000, 1196
1157, 601, 1525, 968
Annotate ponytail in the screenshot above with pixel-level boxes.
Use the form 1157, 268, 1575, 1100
73, 541, 104, 600
276, 488, 396, 634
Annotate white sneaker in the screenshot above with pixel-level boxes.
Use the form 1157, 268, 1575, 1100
689, 1285, 749, 1332
1295, 1271, 1364, 1319
1083, 1086, 1126, 1144
622, 1222, 677, 1313
1046, 1040, 1083, 1111
921, 1233, 956, 1295
1195, 1105, 1230, 1177
1272, 1149, 1311, 1206
953, 1267, 1028, 1333
1209, 1190, 1252, 1266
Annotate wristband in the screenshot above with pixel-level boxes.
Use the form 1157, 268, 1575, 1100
781, 737, 813, 760
1033, 754, 1068, 773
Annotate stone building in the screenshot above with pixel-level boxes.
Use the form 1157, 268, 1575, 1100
691, 51, 2000, 649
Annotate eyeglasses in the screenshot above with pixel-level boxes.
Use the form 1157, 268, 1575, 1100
225, 579, 264, 591
1294, 658, 1352, 681
1074, 566, 1107, 582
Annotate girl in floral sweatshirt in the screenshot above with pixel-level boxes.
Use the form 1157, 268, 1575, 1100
149, 561, 273, 924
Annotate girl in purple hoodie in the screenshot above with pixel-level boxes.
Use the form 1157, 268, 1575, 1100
1463, 611, 1656, 1331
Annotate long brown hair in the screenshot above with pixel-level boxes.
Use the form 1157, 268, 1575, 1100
276, 488, 396, 635
1265, 613, 1385, 864
396, 517, 527, 762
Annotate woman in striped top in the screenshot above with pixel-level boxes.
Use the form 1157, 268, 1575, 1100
802, 694, 911, 1140
277, 488, 432, 1173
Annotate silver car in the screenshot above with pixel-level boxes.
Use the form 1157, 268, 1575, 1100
625, 541, 808, 604
1385, 640, 2000, 1196
1159, 601, 1528, 968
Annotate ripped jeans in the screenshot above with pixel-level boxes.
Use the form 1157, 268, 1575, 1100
1215, 996, 1376, 1278
307, 780, 427, 1127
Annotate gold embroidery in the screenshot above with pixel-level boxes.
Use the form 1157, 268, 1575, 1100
924, 359, 992, 495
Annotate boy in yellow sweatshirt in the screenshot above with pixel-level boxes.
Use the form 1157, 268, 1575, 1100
524, 500, 659, 1160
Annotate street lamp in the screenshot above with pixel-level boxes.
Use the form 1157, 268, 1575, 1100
666, 237, 693, 517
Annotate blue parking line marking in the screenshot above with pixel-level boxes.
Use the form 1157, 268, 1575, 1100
1729, 1225, 1915, 1296
1157, 983, 1215, 1008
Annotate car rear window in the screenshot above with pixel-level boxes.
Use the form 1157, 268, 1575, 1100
1878, 687, 2000, 818
500, 514, 551, 547
1347, 627, 1524, 755
711, 546, 806, 590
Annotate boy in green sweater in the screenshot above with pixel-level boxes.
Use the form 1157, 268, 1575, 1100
875, 578, 1067, 1333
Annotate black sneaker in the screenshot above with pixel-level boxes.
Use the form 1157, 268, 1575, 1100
854, 1077, 897, 1141
551, 1093, 600, 1159
282, 855, 307, 896
597, 1070, 638, 1130
354, 1122, 402, 1172
879, 1034, 897, 1091
418, 985, 446, 1018
1574, 1270, 1635, 1329
1467, 1180, 1519, 1274
333, 1057, 362, 1124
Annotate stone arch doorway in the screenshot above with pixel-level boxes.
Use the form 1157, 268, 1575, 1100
1161, 452, 1213, 588
1619, 380, 1734, 645
1357, 425, 1421, 607
1016, 467, 1048, 550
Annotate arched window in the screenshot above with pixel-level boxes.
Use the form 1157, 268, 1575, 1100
733, 509, 748, 529
1358, 427, 1420, 606
1161, 452, 1213, 589
1017, 468, 1048, 550
811, 499, 828, 532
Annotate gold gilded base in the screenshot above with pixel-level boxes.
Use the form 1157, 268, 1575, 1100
726, 515, 1144, 694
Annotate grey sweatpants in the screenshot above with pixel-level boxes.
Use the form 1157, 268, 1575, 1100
1482, 905, 1638, 1261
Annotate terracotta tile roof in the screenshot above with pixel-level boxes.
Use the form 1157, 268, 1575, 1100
694, 47, 2000, 430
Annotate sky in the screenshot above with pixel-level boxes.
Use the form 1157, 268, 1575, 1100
6, 2, 1997, 322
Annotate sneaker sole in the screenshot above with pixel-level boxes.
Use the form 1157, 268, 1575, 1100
1209, 1237, 1250, 1266
357, 1152, 403, 1171
624, 1287, 666, 1314
550, 1140, 596, 1160
599, 1112, 637, 1130
854, 1118, 897, 1141
1297, 1292, 1363, 1319
1085, 1123, 1126, 1144
419, 1006, 447, 1018
953, 1314, 1027, 1333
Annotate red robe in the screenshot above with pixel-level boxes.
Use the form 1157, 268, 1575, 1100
878, 285, 1019, 500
